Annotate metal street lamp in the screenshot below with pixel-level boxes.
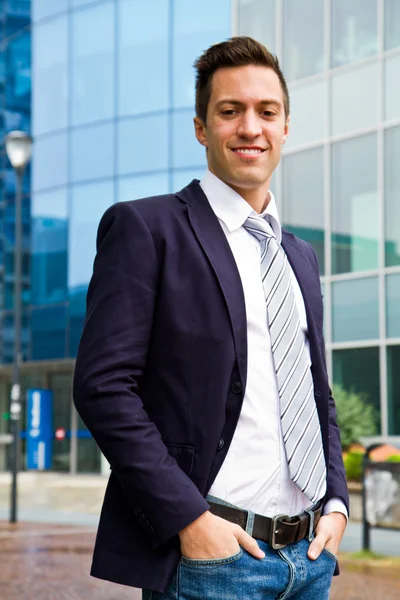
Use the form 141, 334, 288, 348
4, 130, 33, 523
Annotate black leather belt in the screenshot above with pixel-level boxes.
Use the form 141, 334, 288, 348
208, 501, 322, 550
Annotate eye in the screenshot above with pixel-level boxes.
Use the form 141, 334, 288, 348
262, 110, 275, 117
221, 109, 238, 116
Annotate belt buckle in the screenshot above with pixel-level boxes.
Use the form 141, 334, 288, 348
270, 514, 289, 550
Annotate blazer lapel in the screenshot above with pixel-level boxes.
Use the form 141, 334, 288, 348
176, 181, 248, 390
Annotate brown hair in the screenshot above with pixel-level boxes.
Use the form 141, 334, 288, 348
194, 36, 290, 124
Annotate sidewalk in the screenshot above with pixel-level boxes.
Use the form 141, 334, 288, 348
1, 520, 399, 600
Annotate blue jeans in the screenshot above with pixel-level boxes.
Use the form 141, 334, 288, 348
142, 497, 336, 600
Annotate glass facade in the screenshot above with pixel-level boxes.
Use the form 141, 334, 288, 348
240, 0, 400, 438
1, 0, 400, 474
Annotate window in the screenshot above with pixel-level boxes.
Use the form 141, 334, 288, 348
385, 56, 400, 123
32, 132, 68, 191
333, 347, 380, 433
331, 62, 378, 136
69, 180, 114, 291
71, 122, 114, 182
283, 0, 324, 81
385, 126, 400, 267
31, 305, 67, 360
388, 346, 400, 435
386, 274, 400, 338
238, 0, 275, 54
118, 114, 169, 175
71, 2, 115, 126
69, 284, 87, 357
331, 134, 378, 274
118, 0, 169, 116
285, 80, 326, 149
385, 0, 400, 50
282, 147, 325, 273
31, 188, 68, 306
173, 0, 231, 109
331, 0, 378, 67
32, 0, 68, 21
332, 278, 379, 342
32, 16, 68, 136
118, 173, 170, 203
173, 168, 205, 192
172, 110, 206, 168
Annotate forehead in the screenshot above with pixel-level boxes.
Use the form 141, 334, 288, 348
209, 64, 284, 107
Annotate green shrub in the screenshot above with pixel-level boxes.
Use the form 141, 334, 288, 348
332, 385, 378, 451
344, 451, 364, 482
385, 454, 400, 463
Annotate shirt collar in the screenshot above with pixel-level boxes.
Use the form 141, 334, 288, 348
199, 169, 282, 244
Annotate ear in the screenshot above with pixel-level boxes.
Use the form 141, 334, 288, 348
194, 117, 208, 148
281, 115, 290, 145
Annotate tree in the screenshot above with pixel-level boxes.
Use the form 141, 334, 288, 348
332, 385, 378, 451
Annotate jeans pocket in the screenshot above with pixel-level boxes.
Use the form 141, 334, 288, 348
180, 548, 243, 567
321, 547, 338, 563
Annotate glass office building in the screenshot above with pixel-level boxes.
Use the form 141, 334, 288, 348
0, 0, 399, 473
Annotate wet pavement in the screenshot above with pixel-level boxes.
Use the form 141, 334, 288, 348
1, 521, 399, 600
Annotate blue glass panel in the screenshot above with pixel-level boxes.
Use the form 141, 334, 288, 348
71, 1, 115, 126
238, 0, 275, 53
118, 172, 170, 203
283, 147, 325, 274
385, 126, 400, 266
172, 168, 205, 192
32, 0, 68, 21
118, 0, 169, 116
71, 121, 114, 182
118, 114, 169, 175
283, 0, 324, 81
69, 180, 114, 292
173, 0, 231, 109
5, 29, 31, 113
332, 277, 379, 342
69, 284, 88, 357
331, 134, 378, 274
31, 188, 68, 305
32, 132, 68, 191
33, 15, 68, 136
31, 305, 67, 360
386, 274, 400, 338
172, 110, 206, 168
331, 0, 378, 67
385, 0, 400, 50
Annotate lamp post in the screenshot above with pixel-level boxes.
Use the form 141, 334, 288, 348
4, 131, 32, 523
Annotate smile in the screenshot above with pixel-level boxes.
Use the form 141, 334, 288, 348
232, 148, 265, 155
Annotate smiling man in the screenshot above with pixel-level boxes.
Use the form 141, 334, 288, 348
73, 37, 348, 600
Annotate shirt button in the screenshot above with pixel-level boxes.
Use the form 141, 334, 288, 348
217, 438, 225, 450
231, 381, 242, 394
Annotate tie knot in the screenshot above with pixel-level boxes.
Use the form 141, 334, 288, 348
243, 215, 276, 242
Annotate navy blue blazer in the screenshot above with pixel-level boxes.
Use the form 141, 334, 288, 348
73, 180, 349, 593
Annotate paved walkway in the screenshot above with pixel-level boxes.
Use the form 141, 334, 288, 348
1, 521, 399, 600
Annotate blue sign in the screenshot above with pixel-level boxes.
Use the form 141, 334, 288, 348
26, 389, 53, 470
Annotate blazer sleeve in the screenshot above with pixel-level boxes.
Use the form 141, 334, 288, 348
309, 246, 349, 513
73, 201, 209, 547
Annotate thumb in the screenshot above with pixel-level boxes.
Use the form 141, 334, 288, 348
308, 532, 327, 560
234, 527, 265, 560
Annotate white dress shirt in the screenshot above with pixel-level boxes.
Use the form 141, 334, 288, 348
202, 170, 346, 519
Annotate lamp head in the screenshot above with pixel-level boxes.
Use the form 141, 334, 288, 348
5, 131, 33, 170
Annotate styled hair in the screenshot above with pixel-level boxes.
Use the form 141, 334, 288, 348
194, 36, 290, 124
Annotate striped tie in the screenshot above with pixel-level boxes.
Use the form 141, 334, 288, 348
244, 215, 326, 503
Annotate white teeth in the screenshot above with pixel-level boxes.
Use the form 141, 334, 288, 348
233, 148, 263, 154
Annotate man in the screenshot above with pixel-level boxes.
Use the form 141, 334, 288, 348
73, 37, 348, 599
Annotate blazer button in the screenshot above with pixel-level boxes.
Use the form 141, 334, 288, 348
217, 438, 224, 450
315, 390, 322, 397
231, 381, 242, 394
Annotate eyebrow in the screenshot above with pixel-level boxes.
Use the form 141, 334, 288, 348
215, 99, 283, 110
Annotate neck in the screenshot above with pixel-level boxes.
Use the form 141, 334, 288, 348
228, 181, 271, 214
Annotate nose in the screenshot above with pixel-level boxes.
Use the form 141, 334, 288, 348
237, 110, 262, 139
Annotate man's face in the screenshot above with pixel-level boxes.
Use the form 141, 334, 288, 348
194, 65, 289, 195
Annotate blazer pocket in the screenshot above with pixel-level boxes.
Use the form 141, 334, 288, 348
165, 443, 195, 477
